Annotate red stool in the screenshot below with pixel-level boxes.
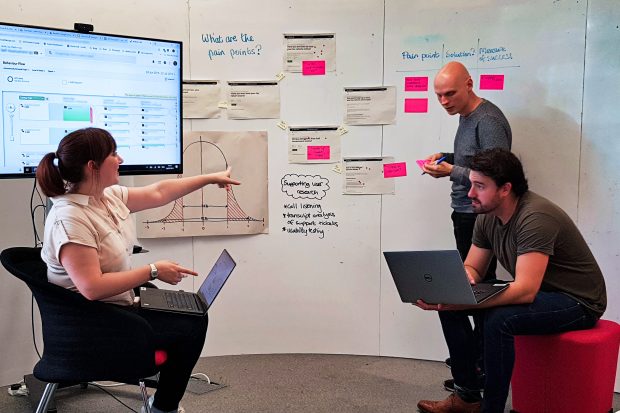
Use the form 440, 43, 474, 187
511, 319, 620, 413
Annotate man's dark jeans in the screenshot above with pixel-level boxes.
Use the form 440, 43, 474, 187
440, 291, 598, 413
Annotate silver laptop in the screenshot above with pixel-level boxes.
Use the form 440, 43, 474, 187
140, 249, 236, 315
383, 250, 508, 305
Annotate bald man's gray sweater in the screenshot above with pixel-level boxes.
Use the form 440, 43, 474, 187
444, 99, 512, 213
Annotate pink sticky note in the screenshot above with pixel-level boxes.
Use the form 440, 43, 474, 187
404, 98, 428, 113
415, 159, 429, 171
404, 76, 428, 92
384, 162, 407, 178
302, 60, 326, 75
307, 145, 330, 160
480, 74, 505, 90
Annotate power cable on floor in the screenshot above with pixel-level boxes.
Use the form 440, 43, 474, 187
88, 382, 139, 412
190, 373, 211, 384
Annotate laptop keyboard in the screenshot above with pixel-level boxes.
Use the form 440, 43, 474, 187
472, 283, 507, 302
164, 291, 199, 310
472, 286, 488, 296
472, 284, 494, 295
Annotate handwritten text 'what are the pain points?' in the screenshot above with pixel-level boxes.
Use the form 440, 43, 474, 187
201, 32, 263, 60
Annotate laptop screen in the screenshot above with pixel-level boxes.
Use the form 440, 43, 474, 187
197, 249, 236, 309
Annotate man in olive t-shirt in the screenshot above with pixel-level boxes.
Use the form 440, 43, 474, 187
473, 191, 606, 317
416, 148, 606, 413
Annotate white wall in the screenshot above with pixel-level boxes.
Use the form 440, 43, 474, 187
580, 0, 620, 392
0, 0, 617, 392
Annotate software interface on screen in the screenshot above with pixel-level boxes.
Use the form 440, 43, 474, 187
0, 23, 182, 177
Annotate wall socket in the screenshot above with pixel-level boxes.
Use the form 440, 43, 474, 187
8, 382, 29, 396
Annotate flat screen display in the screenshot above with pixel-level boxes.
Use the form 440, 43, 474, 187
0, 22, 183, 178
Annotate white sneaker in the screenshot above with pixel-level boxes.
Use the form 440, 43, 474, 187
141, 405, 185, 413
141, 396, 186, 413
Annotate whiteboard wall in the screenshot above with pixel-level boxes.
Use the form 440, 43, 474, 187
380, 0, 588, 357
0, 0, 618, 392
181, 0, 385, 357
580, 0, 620, 392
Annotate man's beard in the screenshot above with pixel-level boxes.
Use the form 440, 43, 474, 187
471, 198, 499, 214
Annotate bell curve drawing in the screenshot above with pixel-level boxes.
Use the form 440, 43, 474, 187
135, 131, 269, 238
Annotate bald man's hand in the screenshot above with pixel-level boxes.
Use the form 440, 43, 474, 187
422, 160, 453, 178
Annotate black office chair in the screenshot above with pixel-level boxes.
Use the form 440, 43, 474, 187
0, 247, 161, 413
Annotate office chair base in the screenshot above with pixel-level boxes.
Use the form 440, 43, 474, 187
25, 374, 57, 413
25, 372, 159, 412
35, 382, 57, 413
24, 374, 91, 412
141, 373, 159, 388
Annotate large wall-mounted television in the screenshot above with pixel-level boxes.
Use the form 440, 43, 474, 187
0, 22, 183, 179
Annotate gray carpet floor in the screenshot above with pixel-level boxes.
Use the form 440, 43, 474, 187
1, 353, 619, 413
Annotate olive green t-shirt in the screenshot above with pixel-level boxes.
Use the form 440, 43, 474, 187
473, 191, 606, 316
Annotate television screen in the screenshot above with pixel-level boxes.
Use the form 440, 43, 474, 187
0, 22, 183, 178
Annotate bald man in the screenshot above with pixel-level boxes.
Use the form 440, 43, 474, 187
421, 62, 512, 395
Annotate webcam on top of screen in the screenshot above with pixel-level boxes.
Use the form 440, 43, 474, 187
74, 23, 94, 33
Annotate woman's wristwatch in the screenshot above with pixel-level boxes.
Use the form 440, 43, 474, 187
149, 263, 158, 280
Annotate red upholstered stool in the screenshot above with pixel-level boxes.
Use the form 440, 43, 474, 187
511, 319, 620, 413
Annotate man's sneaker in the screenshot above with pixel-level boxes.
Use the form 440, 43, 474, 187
141, 396, 186, 413
443, 374, 485, 392
141, 406, 185, 413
